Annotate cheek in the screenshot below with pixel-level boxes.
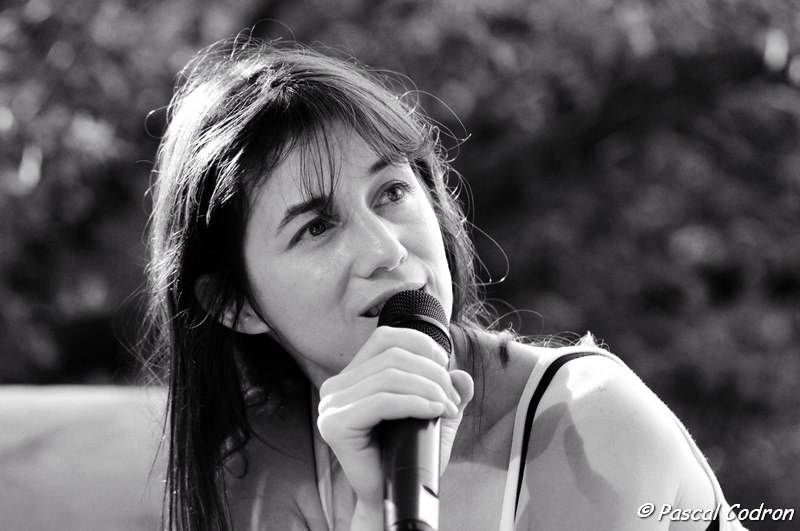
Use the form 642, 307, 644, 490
422, 206, 449, 264
415, 206, 454, 314
247, 246, 349, 321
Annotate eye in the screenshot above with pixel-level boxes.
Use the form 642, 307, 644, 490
378, 181, 412, 206
306, 219, 329, 238
291, 217, 332, 246
385, 184, 406, 202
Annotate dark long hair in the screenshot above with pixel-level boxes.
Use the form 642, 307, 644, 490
144, 38, 501, 530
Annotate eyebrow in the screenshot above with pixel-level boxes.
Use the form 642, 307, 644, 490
369, 158, 390, 175
276, 195, 329, 234
276, 158, 392, 235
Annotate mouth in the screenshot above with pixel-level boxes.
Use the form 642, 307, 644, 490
360, 286, 426, 318
363, 303, 385, 319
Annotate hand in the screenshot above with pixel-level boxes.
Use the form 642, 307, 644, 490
317, 326, 474, 512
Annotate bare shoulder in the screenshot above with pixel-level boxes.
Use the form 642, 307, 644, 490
515, 350, 716, 530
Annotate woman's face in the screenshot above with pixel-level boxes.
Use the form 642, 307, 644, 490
242, 129, 453, 386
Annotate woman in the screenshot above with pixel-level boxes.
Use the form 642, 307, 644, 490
145, 37, 743, 530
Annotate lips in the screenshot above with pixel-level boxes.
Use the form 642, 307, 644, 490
360, 285, 425, 318
363, 302, 385, 318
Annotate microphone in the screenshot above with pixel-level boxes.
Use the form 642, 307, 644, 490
377, 290, 452, 531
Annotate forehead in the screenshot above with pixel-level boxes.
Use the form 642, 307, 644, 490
278, 128, 380, 194
247, 129, 385, 224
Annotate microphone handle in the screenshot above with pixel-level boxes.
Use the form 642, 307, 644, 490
379, 417, 441, 531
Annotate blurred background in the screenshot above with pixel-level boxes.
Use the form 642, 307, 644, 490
1, 0, 798, 528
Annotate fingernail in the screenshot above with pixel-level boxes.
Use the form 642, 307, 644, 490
450, 389, 461, 406
446, 400, 458, 416
430, 402, 445, 415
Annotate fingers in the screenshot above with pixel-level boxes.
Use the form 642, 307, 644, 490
315, 327, 464, 506
317, 392, 447, 440
320, 365, 459, 417
317, 327, 467, 449
320, 345, 458, 405
345, 326, 449, 370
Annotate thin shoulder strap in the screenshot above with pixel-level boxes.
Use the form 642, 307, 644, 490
513, 351, 600, 517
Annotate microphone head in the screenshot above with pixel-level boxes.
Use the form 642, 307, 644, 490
378, 290, 451, 356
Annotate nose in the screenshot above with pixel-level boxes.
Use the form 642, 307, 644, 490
350, 210, 408, 278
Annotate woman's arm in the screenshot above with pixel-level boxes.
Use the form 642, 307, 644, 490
516, 352, 717, 531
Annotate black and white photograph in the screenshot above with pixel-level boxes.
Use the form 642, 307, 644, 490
1, 1, 798, 530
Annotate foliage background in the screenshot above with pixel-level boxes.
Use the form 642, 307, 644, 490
1, 0, 798, 528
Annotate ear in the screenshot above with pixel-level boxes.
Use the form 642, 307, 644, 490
194, 274, 271, 335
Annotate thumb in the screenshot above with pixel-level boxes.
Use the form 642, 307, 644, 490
449, 369, 474, 415
439, 369, 474, 475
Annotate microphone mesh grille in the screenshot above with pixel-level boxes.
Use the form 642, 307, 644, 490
377, 290, 451, 355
